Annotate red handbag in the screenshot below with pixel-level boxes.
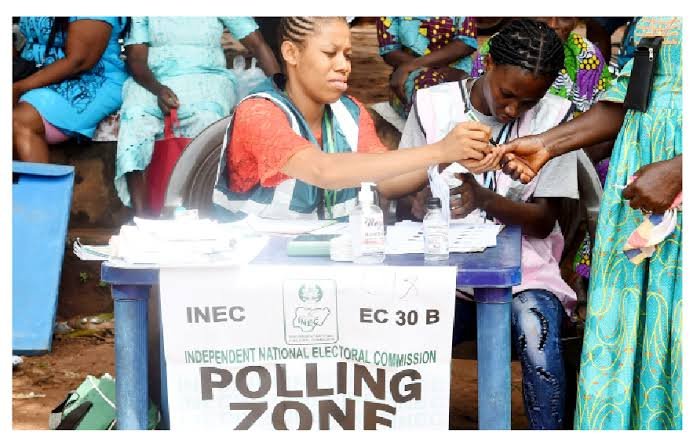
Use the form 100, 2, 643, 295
146, 109, 191, 216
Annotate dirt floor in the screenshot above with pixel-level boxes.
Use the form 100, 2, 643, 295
12, 322, 529, 430
12, 21, 530, 430
12, 323, 115, 430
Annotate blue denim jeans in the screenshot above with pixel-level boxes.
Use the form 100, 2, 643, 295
452, 289, 566, 429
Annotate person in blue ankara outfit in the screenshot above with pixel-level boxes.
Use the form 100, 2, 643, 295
13, 17, 130, 162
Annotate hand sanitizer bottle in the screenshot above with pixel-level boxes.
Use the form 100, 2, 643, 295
424, 197, 449, 261
350, 182, 385, 264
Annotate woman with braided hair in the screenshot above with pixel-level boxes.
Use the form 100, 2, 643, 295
472, 17, 612, 116
472, 18, 615, 287
399, 18, 577, 429
213, 16, 495, 221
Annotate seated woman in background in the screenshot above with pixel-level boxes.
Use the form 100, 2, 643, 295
115, 16, 281, 216
377, 16, 478, 118
13, 17, 129, 163
399, 18, 578, 429
213, 16, 495, 221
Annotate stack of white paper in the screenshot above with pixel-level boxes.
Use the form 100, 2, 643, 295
386, 221, 503, 255
75, 215, 270, 268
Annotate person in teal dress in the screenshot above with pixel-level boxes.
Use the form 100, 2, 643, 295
13, 17, 129, 162
376, 16, 478, 118
498, 16, 682, 429
115, 16, 280, 215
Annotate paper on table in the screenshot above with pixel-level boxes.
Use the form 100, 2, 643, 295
241, 214, 344, 235
87, 216, 271, 268
133, 217, 223, 241
385, 221, 503, 254
105, 234, 269, 269
310, 222, 350, 235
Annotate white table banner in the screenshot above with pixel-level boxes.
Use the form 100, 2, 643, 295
159, 264, 457, 430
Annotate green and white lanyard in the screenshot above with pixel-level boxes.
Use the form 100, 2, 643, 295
461, 79, 515, 193
319, 111, 337, 220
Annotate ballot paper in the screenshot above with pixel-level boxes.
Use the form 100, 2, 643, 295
386, 220, 503, 255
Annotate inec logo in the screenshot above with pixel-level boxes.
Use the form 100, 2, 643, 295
298, 284, 323, 303
294, 284, 329, 332
283, 279, 339, 344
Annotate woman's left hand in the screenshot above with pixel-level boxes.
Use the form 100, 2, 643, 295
450, 173, 486, 219
622, 157, 682, 214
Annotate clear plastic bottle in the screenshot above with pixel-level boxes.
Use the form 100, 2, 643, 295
350, 182, 385, 264
424, 197, 449, 262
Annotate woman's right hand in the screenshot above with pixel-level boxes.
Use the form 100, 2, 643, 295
437, 121, 492, 163
156, 85, 179, 115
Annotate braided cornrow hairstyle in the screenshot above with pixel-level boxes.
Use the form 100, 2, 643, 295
277, 16, 347, 49
487, 18, 564, 79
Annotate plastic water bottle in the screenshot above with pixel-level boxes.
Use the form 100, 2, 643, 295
424, 197, 449, 262
232, 54, 246, 71
232, 55, 268, 98
350, 182, 385, 264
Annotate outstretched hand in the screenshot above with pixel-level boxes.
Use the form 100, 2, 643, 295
499, 135, 551, 184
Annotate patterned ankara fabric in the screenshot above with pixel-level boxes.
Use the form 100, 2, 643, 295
377, 17, 478, 118
574, 17, 682, 430
18, 17, 128, 138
